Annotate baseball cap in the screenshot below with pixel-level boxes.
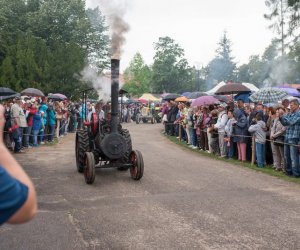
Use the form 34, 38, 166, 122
219, 102, 227, 108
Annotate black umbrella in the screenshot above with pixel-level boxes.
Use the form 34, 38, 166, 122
213, 95, 230, 103
0, 93, 20, 101
119, 89, 128, 95
0, 87, 17, 96
21, 88, 44, 97
215, 83, 251, 95
162, 93, 182, 101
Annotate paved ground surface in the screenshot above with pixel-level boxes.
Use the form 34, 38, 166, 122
1, 122, 300, 250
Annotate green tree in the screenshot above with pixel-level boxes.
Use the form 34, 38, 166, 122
123, 52, 151, 96
0, 0, 109, 99
265, 0, 300, 48
248, 55, 266, 86
86, 7, 110, 72
0, 56, 17, 89
151, 36, 192, 93
236, 64, 251, 83
206, 32, 236, 89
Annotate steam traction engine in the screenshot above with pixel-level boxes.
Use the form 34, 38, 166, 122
75, 59, 144, 184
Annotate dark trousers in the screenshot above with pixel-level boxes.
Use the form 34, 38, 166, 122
12, 128, 21, 152
167, 122, 175, 136
200, 130, 208, 150
48, 125, 55, 141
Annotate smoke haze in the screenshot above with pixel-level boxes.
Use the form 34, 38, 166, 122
79, 0, 129, 100
262, 58, 291, 87
80, 66, 111, 102
88, 0, 130, 59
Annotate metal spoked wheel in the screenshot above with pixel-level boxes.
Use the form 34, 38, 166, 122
84, 152, 95, 184
75, 130, 90, 173
129, 150, 144, 180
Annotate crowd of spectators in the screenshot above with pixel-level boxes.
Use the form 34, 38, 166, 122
2, 96, 93, 153
162, 98, 300, 178
3, 94, 300, 178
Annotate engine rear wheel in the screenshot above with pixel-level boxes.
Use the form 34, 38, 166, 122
118, 129, 132, 171
130, 150, 144, 180
75, 130, 90, 173
84, 152, 95, 184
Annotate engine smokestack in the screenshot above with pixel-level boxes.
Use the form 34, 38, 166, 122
111, 59, 120, 133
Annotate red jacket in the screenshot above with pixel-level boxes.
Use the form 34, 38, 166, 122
27, 107, 37, 127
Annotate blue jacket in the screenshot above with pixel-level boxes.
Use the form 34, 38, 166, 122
47, 109, 56, 126
233, 109, 249, 143
39, 104, 48, 126
32, 111, 42, 131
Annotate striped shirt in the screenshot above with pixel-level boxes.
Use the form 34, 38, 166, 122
280, 110, 300, 141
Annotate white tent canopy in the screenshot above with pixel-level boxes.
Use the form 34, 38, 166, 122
241, 82, 259, 92
205, 81, 226, 95
118, 96, 128, 102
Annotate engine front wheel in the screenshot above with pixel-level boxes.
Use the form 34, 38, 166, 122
75, 130, 90, 173
84, 152, 95, 184
130, 150, 144, 180
118, 129, 132, 171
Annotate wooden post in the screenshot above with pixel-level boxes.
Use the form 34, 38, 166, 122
179, 124, 182, 141
251, 135, 256, 165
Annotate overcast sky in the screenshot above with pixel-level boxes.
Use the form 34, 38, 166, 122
86, 0, 275, 72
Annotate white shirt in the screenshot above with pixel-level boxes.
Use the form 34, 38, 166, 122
215, 110, 228, 133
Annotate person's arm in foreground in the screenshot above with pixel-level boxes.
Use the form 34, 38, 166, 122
0, 105, 37, 224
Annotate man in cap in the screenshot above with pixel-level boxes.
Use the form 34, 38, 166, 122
10, 97, 24, 153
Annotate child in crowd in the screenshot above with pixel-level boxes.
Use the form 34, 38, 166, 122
248, 113, 267, 168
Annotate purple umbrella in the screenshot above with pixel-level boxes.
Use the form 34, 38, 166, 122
277, 87, 300, 97
191, 96, 219, 107
48, 93, 68, 100
53, 93, 67, 99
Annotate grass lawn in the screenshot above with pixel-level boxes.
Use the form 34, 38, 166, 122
166, 134, 300, 184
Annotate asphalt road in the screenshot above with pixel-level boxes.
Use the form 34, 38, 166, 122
1, 122, 300, 250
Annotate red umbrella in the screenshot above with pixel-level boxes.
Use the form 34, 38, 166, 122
191, 96, 219, 107
138, 98, 148, 104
